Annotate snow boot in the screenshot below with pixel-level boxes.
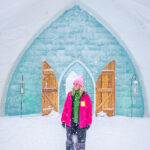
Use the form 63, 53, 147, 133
66, 139, 74, 150
75, 142, 85, 150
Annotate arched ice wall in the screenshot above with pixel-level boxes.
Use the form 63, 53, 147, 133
3, 5, 144, 117
0, 0, 149, 117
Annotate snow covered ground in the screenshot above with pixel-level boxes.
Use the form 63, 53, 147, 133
0, 111, 150, 150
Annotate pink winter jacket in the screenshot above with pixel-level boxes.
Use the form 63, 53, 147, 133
61, 91, 92, 128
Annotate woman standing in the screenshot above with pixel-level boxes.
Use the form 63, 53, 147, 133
61, 76, 92, 150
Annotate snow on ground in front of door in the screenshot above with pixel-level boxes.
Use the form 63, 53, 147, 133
0, 110, 150, 150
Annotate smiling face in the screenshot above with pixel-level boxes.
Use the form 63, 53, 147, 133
73, 83, 80, 91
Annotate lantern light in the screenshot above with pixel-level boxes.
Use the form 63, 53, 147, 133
132, 79, 138, 95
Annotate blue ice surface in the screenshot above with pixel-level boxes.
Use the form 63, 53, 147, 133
5, 5, 144, 117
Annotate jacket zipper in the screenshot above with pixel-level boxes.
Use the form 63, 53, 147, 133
78, 94, 83, 127
70, 92, 73, 127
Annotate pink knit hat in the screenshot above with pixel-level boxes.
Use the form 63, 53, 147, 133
73, 76, 84, 87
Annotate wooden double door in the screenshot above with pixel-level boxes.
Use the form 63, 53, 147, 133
96, 60, 115, 116
42, 61, 58, 115
41, 60, 115, 116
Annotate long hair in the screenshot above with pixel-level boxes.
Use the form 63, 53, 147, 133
71, 86, 85, 99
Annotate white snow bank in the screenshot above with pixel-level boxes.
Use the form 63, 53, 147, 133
0, 111, 150, 150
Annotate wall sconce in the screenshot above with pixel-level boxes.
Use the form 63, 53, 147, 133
131, 75, 138, 95
20, 74, 24, 94
20, 74, 25, 117
130, 74, 138, 118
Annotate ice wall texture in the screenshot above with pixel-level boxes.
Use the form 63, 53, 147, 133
5, 5, 144, 116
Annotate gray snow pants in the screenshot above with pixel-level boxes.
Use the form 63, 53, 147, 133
66, 123, 87, 150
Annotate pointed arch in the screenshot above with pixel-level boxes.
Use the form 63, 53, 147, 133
58, 59, 96, 114
2, 5, 144, 117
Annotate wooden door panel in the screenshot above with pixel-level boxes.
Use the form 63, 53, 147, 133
42, 61, 58, 115
96, 60, 115, 116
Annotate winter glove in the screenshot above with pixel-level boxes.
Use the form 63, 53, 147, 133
86, 125, 90, 130
62, 122, 66, 128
